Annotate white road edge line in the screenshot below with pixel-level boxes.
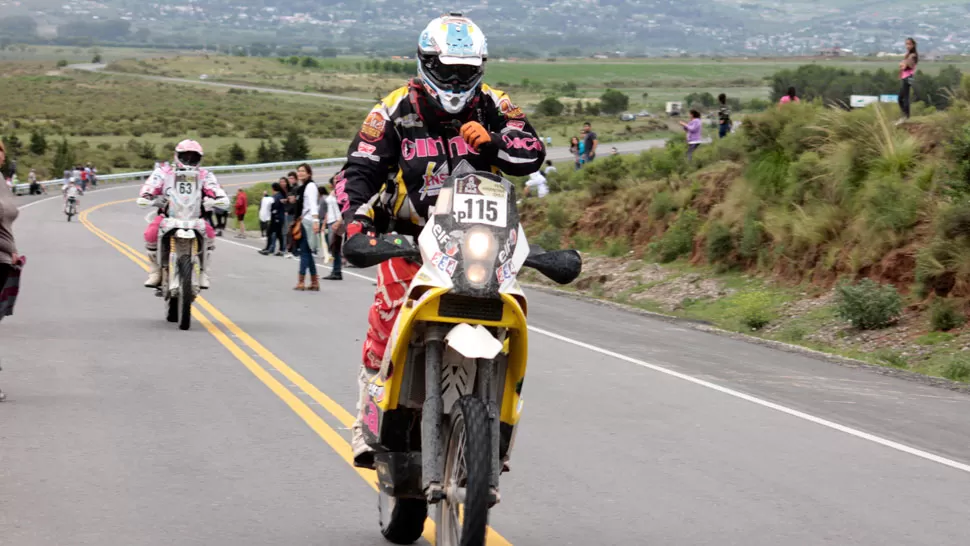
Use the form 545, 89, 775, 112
203, 209, 970, 475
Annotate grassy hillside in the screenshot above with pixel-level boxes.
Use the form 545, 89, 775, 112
518, 88, 970, 382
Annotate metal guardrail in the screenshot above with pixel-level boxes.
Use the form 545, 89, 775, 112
11, 157, 347, 196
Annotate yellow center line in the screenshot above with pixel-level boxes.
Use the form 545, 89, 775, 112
79, 197, 514, 546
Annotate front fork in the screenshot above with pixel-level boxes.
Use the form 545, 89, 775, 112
421, 325, 447, 503
421, 324, 502, 506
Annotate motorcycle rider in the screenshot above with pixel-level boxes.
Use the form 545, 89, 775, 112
334, 13, 546, 468
62, 177, 82, 213
136, 140, 228, 289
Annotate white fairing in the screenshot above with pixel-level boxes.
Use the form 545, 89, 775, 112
445, 323, 503, 359
159, 170, 206, 237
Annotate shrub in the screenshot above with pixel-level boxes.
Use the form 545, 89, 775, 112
834, 278, 902, 330
942, 354, 970, 381
705, 222, 734, 263
533, 228, 562, 251
651, 209, 698, 263
735, 291, 774, 330
648, 190, 678, 220
56, 59, 68, 68
930, 299, 966, 331
535, 97, 565, 117
546, 200, 569, 229
605, 238, 630, 257
738, 215, 763, 260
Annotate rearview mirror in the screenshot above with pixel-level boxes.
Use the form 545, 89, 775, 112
524, 249, 583, 285
343, 234, 420, 269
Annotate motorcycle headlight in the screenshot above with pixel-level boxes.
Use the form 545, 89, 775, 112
466, 263, 489, 285
466, 230, 494, 260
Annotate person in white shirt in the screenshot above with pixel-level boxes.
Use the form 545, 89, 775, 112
321, 183, 343, 281
294, 163, 320, 291
542, 160, 557, 177
258, 190, 273, 238
524, 170, 549, 198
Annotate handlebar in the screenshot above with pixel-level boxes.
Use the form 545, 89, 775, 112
343, 233, 582, 285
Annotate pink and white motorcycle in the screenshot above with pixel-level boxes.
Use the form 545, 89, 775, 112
142, 169, 225, 330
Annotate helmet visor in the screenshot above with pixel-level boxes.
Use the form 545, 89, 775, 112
421, 55, 483, 93
177, 151, 202, 167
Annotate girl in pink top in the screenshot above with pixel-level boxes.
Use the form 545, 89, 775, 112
779, 87, 800, 105
898, 38, 918, 120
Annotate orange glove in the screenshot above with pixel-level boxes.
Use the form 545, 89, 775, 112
460, 121, 492, 151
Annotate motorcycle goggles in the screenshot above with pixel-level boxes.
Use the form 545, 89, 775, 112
176, 151, 202, 167
419, 54, 484, 94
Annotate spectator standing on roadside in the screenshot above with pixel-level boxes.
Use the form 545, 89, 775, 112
898, 37, 919, 122
581, 122, 598, 163
779, 87, 800, 105
283, 171, 300, 258
260, 181, 287, 256
569, 137, 581, 170
213, 205, 228, 237
27, 169, 44, 195
233, 188, 248, 239
321, 182, 343, 281
680, 109, 703, 163
292, 163, 320, 291
80, 166, 88, 192
1, 140, 23, 401
717, 93, 732, 138
258, 190, 272, 237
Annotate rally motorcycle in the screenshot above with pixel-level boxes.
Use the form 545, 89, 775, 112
64, 196, 78, 222
344, 168, 582, 546
147, 170, 212, 331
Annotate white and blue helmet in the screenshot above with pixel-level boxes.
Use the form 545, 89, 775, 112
417, 13, 488, 115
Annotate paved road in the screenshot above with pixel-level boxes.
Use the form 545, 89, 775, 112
3, 172, 970, 545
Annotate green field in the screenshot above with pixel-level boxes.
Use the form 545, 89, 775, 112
105, 52, 970, 116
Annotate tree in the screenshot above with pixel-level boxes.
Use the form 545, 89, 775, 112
92, 54, 102, 64
301, 56, 320, 68
281, 129, 310, 161
684, 91, 716, 108
256, 139, 280, 163
227, 142, 246, 165
535, 97, 565, 117
29, 131, 47, 156
586, 102, 601, 116
53, 139, 76, 175
2, 135, 23, 158
598, 89, 629, 115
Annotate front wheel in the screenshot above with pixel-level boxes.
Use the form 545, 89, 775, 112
176, 254, 193, 330
436, 396, 490, 546
378, 493, 427, 544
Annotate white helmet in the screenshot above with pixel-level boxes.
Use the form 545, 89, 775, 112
416, 13, 488, 115
174, 139, 204, 169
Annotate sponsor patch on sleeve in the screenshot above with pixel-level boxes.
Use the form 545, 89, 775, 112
504, 120, 526, 131
498, 97, 525, 120
359, 111, 387, 143
351, 140, 380, 161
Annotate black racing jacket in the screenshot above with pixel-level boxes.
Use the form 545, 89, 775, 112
334, 79, 546, 235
